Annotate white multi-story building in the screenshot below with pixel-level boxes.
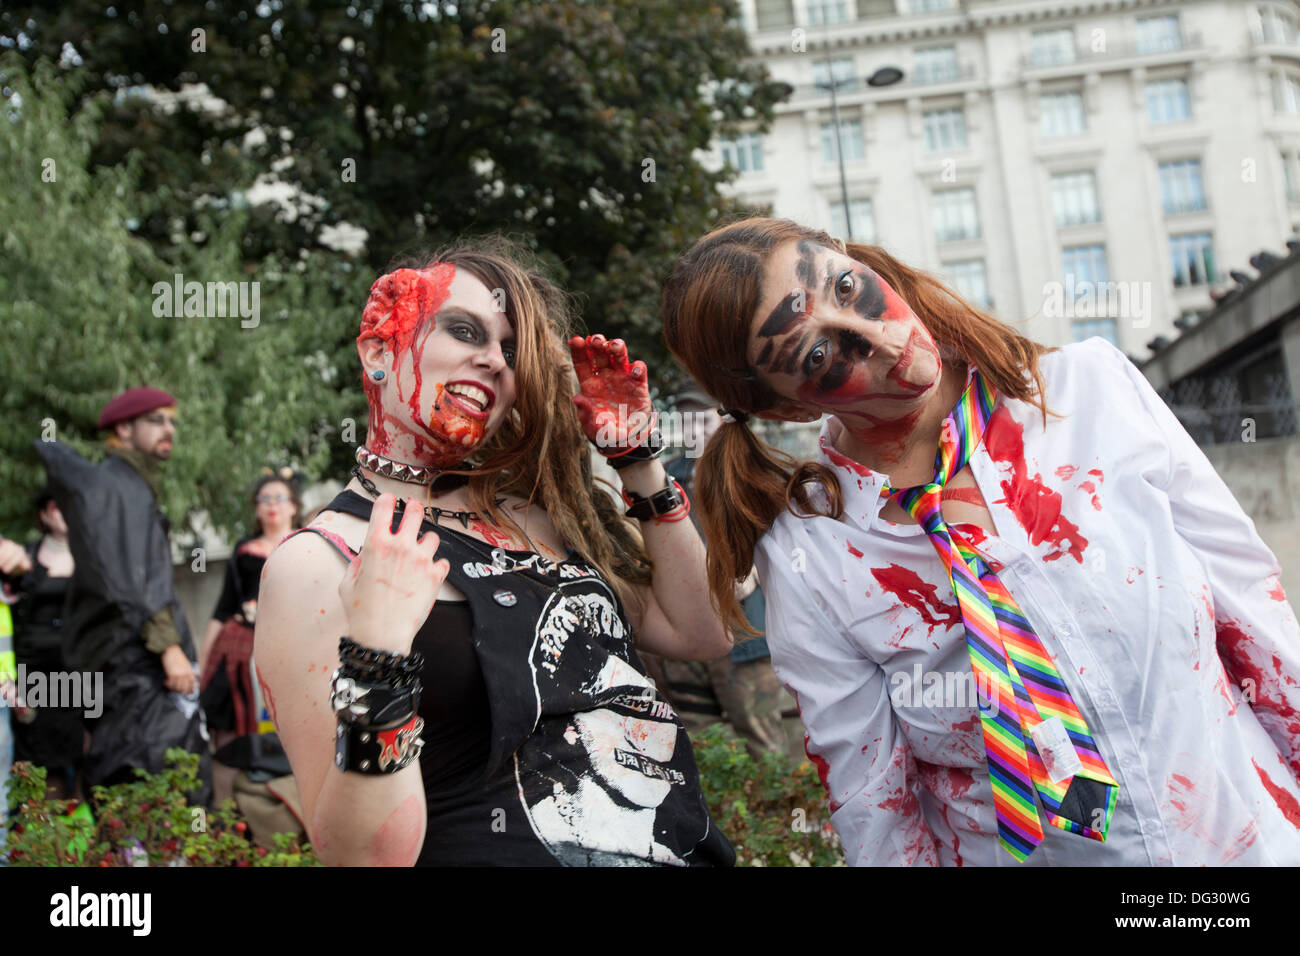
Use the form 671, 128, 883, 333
716, 0, 1300, 354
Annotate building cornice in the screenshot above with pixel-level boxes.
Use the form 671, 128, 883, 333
747, 0, 1217, 54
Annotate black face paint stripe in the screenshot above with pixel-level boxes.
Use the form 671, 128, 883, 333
756, 340, 774, 366
854, 270, 887, 321
817, 358, 852, 394
783, 332, 810, 375
838, 328, 872, 359
758, 291, 803, 338
796, 240, 820, 289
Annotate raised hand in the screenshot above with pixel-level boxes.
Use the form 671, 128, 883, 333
338, 493, 450, 655
0, 537, 33, 577
569, 334, 654, 451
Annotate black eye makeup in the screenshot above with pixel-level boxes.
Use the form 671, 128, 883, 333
442, 311, 516, 368
801, 337, 831, 378
834, 270, 855, 305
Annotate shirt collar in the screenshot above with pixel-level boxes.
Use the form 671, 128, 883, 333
812, 363, 980, 532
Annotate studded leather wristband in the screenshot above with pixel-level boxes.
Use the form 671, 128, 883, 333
334, 712, 425, 774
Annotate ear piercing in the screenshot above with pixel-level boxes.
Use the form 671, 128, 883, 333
371, 370, 386, 381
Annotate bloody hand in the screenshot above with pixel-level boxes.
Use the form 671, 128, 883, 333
569, 334, 654, 450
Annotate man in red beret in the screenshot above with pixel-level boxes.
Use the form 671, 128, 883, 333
34, 386, 210, 801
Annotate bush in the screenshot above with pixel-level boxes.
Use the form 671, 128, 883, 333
3, 749, 318, 867
691, 723, 843, 867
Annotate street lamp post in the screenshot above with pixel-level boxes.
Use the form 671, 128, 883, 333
814, 34, 904, 242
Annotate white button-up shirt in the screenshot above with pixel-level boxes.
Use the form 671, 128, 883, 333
754, 338, 1300, 866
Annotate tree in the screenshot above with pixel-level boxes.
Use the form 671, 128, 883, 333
1, 0, 784, 382
0, 54, 359, 538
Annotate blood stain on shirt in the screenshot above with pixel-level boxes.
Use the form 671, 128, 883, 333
1268, 578, 1287, 602
1076, 479, 1102, 511
983, 408, 1089, 563
1217, 618, 1296, 719
871, 564, 962, 634
1054, 464, 1078, 481
847, 541, 864, 559
1252, 758, 1300, 828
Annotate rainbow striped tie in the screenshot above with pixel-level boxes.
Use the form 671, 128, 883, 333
886, 369, 1119, 861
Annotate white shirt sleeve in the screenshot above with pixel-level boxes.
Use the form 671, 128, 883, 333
757, 522, 940, 866
1101, 339, 1300, 777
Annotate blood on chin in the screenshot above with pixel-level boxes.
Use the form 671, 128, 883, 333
365, 383, 487, 468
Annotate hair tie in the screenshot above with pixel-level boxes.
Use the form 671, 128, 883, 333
718, 407, 750, 425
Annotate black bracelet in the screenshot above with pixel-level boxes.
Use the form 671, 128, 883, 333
334, 713, 425, 774
621, 478, 686, 521
337, 636, 424, 686
330, 670, 423, 727
607, 428, 665, 471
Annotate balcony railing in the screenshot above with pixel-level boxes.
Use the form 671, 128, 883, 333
1020, 31, 1202, 70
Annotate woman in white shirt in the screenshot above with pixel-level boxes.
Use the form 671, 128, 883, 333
661, 216, 1300, 865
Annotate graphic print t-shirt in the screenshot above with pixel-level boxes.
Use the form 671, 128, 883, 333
317, 491, 735, 867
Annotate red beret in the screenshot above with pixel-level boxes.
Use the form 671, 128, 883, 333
97, 386, 178, 430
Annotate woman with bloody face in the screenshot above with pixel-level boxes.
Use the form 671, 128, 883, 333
662, 217, 1300, 866
254, 240, 735, 866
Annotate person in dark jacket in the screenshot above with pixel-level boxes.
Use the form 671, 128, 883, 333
0, 489, 81, 798
35, 386, 210, 802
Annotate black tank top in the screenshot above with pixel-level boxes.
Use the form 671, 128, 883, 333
300, 489, 734, 867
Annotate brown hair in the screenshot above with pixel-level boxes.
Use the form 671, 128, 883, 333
366, 238, 651, 613
662, 217, 1053, 635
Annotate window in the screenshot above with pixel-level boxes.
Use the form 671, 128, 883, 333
812, 58, 857, 91
720, 133, 764, 174
830, 199, 875, 242
1254, 4, 1299, 44
1031, 28, 1077, 67
1135, 15, 1182, 54
807, 0, 850, 26
1170, 233, 1216, 286
1072, 318, 1119, 345
1158, 160, 1207, 215
932, 188, 980, 242
1284, 152, 1300, 203
1040, 90, 1087, 137
1051, 171, 1101, 227
1062, 244, 1109, 297
923, 107, 968, 151
1275, 72, 1300, 115
820, 120, 866, 162
945, 259, 991, 308
911, 0, 955, 11
914, 46, 960, 85
1146, 78, 1191, 124
754, 0, 795, 30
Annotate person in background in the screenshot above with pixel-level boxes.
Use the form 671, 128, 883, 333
199, 468, 302, 807
642, 381, 788, 758
35, 386, 210, 802
0, 490, 81, 799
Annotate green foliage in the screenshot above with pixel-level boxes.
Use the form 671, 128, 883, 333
1, 0, 784, 393
692, 723, 844, 867
0, 54, 361, 537
4, 749, 319, 867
